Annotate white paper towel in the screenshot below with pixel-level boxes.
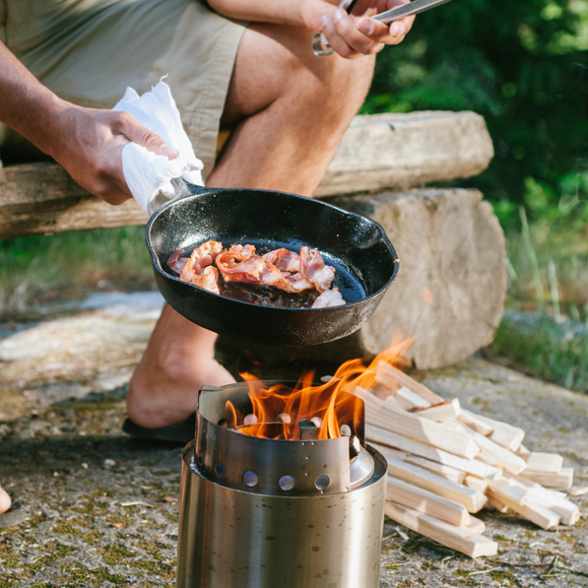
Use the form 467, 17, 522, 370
113, 80, 204, 215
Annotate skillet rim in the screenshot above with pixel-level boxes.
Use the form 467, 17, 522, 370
145, 186, 400, 313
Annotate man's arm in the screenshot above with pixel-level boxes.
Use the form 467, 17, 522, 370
207, 0, 415, 58
0, 41, 177, 205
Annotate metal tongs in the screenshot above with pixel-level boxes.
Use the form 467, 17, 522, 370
312, 0, 454, 57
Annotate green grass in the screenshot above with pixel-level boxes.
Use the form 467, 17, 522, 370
486, 213, 588, 392
0, 226, 154, 318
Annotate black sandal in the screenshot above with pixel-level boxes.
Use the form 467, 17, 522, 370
122, 413, 195, 445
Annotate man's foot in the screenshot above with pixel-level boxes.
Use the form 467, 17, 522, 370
126, 304, 235, 429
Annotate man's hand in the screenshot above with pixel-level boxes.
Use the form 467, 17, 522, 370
49, 106, 179, 205
302, 0, 415, 58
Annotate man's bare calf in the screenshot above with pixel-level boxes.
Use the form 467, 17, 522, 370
126, 24, 375, 429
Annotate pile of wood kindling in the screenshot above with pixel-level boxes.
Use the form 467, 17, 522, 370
347, 361, 579, 558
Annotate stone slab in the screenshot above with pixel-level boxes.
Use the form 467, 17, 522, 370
218, 187, 507, 370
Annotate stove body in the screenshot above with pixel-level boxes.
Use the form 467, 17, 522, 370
176, 382, 387, 588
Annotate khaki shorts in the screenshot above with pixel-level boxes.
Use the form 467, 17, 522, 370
0, 0, 246, 178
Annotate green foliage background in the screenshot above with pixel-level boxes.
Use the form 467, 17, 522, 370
364, 0, 588, 228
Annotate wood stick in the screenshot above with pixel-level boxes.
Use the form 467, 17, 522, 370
508, 475, 580, 525
386, 476, 471, 527
486, 493, 509, 513
487, 489, 561, 530
466, 412, 525, 451
524, 452, 563, 475
376, 361, 444, 404
370, 442, 409, 462
413, 399, 461, 421
473, 433, 527, 475
464, 475, 489, 493
515, 443, 531, 460
520, 468, 574, 491
384, 502, 498, 558
468, 515, 486, 534
457, 410, 493, 435
384, 456, 488, 513
402, 455, 467, 484
487, 478, 529, 506
366, 424, 499, 479
366, 403, 480, 460
395, 386, 431, 410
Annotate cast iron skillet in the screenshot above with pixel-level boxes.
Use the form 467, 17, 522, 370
146, 184, 399, 346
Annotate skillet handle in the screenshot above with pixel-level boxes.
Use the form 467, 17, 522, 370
182, 180, 216, 197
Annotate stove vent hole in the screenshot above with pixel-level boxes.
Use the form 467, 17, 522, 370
215, 462, 227, 479
315, 474, 330, 491
243, 414, 257, 426
279, 475, 295, 491
243, 471, 258, 487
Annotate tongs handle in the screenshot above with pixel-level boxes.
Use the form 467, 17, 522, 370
312, 0, 454, 57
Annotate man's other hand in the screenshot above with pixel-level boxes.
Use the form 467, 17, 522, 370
303, 0, 415, 59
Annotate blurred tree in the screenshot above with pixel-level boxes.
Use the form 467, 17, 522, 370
364, 0, 588, 227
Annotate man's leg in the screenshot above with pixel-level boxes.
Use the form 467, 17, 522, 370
127, 24, 375, 429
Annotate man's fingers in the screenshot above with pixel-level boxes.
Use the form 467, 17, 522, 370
115, 112, 179, 160
357, 14, 414, 44
322, 8, 383, 57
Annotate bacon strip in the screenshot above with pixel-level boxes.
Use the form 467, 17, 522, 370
312, 287, 346, 308
299, 246, 335, 293
169, 240, 223, 294
167, 248, 187, 274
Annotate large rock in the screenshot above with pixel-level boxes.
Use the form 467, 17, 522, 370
217, 188, 506, 369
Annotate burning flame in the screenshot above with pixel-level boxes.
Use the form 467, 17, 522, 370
230, 332, 414, 441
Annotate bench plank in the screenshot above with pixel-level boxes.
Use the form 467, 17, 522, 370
0, 111, 494, 239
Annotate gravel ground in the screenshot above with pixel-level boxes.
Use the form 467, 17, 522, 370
1, 292, 587, 587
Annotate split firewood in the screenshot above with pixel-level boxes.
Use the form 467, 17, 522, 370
524, 452, 564, 475
506, 474, 580, 525
412, 398, 461, 421
373, 442, 467, 484
472, 433, 527, 475
465, 412, 525, 451
386, 476, 471, 527
457, 410, 493, 435
515, 443, 531, 460
365, 401, 480, 460
468, 515, 486, 534
383, 456, 487, 513
486, 493, 509, 513
402, 455, 466, 485
394, 387, 431, 410
464, 475, 489, 493
487, 489, 561, 530
520, 467, 574, 491
487, 477, 529, 506
376, 361, 443, 404
384, 502, 498, 558
366, 424, 500, 479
